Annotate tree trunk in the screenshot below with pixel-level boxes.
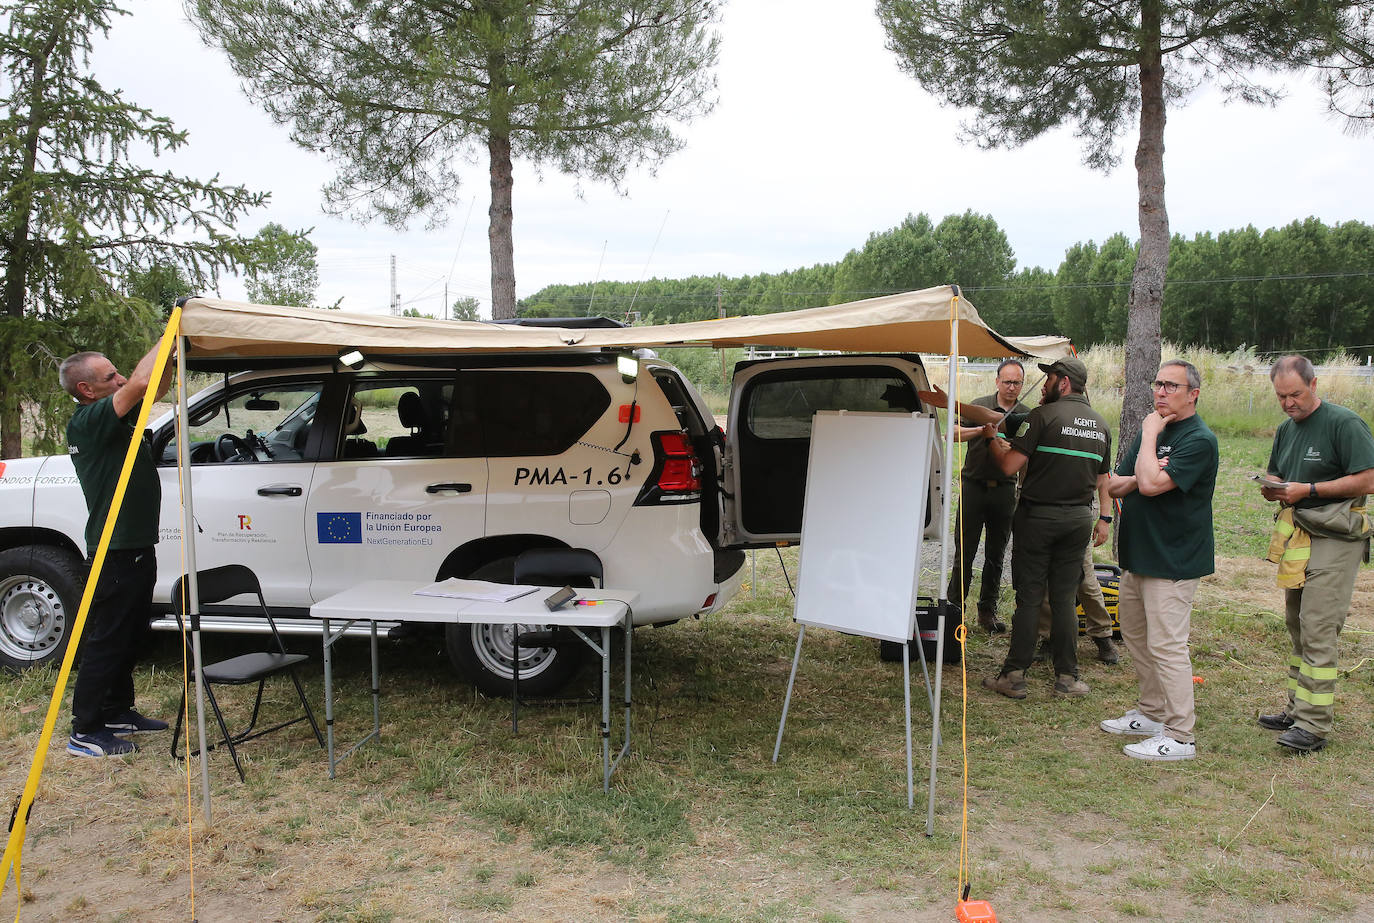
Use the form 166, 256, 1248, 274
487, 130, 517, 320
1120, 3, 1168, 466
0, 398, 20, 459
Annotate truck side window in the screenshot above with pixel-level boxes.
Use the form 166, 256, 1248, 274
472, 371, 610, 457
163, 383, 325, 464
344, 379, 454, 459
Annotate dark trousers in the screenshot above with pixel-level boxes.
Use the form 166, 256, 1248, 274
946, 479, 1016, 615
71, 547, 156, 734
1003, 503, 1093, 677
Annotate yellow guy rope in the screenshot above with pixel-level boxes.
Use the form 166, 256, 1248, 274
949, 297, 974, 906
1, 308, 180, 915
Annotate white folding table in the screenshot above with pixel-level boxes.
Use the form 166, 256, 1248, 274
309, 579, 637, 791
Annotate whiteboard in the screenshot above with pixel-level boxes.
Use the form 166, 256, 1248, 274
793, 411, 933, 643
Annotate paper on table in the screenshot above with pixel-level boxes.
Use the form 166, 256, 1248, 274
414, 578, 540, 602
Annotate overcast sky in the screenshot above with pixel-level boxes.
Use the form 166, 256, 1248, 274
94, 0, 1374, 319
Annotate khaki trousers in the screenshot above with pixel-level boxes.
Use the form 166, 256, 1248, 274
1118, 571, 1200, 743
1037, 541, 1113, 640
1283, 534, 1366, 737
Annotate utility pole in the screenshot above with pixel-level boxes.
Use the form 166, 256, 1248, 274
390, 254, 400, 315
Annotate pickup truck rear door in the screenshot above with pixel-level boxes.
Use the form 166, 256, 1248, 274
719, 355, 944, 548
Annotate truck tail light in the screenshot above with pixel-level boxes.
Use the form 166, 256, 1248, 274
633, 431, 702, 505
656, 432, 701, 492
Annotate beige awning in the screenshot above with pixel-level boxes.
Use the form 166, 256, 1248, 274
176, 286, 1071, 361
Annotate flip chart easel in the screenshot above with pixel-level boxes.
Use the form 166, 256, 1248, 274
772, 411, 934, 808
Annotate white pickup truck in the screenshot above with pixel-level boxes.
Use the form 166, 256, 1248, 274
0, 350, 943, 693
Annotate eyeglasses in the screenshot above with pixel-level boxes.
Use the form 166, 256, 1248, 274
997, 378, 1023, 386
1151, 380, 1186, 394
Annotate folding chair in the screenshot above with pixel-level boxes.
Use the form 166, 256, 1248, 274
170, 564, 325, 781
510, 547, 604, 731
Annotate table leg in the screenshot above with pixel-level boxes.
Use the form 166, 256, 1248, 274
322, 617, 336, 780
601, 625, 611, 792
369, 618, 381, 744
623, 613, 632, 770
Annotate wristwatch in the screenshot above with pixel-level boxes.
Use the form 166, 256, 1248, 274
1099, 515, 1113, 523
1310, 482, 1319, 499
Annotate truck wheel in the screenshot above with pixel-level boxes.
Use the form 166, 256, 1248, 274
446, 621, 583, 697
441, 555, 584, 696
0, 546, 84, 672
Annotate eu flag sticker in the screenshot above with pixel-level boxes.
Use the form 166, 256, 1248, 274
317, 512, 362, 544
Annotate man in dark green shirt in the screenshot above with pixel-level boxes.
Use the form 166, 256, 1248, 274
946, 359, 1029, 634
59, 342, 173, 757
982, 357, 1111, 699
1256, 355, 1374, 752
1103, 360, 1217, 761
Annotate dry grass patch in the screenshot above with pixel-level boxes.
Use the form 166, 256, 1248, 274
2, 538, 1374, 920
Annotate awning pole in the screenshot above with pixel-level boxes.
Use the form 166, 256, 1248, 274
175, 335, 212, 825
928, 290, 960, 835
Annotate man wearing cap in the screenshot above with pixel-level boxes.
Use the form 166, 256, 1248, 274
981, 357, 1112, 699
1256, 354, 1374, 752
1102, 359, 1217, 761
946, 359, 1030, 634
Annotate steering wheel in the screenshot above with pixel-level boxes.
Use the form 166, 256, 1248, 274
215, 433, 254, 462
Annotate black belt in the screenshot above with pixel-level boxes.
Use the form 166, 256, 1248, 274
963, 478, 1016, 488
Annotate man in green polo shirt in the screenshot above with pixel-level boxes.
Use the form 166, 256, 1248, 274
1256, 355, 1374, 752
59, 342, 173, 757
982, 357, 1112, 699
1102, 360, 1217, 761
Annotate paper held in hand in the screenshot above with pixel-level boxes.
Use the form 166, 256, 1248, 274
414, 578, 540, 602
1251, 474, 1289, 490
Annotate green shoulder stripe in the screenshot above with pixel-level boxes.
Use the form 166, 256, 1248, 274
1035, 445, 1103, 462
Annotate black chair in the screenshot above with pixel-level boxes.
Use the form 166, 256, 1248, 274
510, 547, 604, 731
170, 565, 325, 781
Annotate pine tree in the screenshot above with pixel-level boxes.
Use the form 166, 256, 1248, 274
0, 0, 267, 456
189, 0, 721, 319
877, 0, 1367, 455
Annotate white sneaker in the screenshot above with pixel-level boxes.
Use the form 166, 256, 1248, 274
1123, 734, 1195, 761
1100, 709, 1164, 736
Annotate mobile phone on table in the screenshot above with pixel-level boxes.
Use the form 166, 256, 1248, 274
544, 585, 577, 610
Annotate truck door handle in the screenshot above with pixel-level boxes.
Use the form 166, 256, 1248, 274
426, 482, 473, 494
257, 485, 303, 497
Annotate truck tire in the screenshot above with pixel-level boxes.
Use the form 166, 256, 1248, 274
441, 555, 584, 697
0, 546, 85, 672
446, 621, 584, 697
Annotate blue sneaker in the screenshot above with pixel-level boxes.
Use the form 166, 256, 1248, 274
104, 709, 169, 734
68, 730, 139, 757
